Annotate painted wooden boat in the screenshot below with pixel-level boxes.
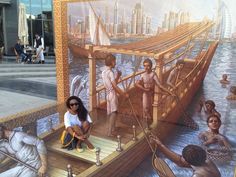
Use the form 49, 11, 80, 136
0, 21, 218, 177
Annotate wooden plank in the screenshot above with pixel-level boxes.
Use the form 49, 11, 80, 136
47, 135, 122, 163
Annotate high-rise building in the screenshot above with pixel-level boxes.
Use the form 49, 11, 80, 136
146, 16, 152, 34
162, 11, 190, 32
113, 0, 118, 34
131, 10, 137, 34
0, 0, 54, 55
135, 3, 143, 34
105, 6, 109, 24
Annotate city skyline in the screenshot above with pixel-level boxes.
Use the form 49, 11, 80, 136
68, 0, 236, 37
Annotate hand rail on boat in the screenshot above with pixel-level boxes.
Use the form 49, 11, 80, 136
155, 42, 217, 119
96, 70, 145, 107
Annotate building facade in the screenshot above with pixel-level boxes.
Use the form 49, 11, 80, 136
0, 0, 53, 55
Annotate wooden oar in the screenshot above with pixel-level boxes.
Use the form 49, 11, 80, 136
0, 149, 48, 177
0, 149, 37, 172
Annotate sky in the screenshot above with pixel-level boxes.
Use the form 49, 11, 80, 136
68, 0, 236, 34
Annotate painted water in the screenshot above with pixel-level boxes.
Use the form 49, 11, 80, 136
128, 42, 236, 177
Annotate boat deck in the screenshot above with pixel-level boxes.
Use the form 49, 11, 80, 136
46, 88, 146, 176
47, 135, 124, 163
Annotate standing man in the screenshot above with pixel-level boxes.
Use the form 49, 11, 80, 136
102, 54, 129, 137
166, 60, 185, 89
135, 58, 174, 121
34, 33, 45, 64
0, 125, 47, 177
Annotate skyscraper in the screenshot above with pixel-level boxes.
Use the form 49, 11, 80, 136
114, 0, 118, 34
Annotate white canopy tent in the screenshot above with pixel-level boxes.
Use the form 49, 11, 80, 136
18, 3, 28, 45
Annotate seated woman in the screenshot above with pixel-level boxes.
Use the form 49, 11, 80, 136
199, 114, 230, 149
198, 100, 221, 118
63, 96, 95, 152
226, 86, 236, 100
219, 74, 230, 85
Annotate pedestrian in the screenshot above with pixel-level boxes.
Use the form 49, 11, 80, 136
34, 34, 45, 64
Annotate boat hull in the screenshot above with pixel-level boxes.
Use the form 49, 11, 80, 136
76, 42, 219, 177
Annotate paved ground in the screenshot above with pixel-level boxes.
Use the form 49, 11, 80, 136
0, 57, 57, 119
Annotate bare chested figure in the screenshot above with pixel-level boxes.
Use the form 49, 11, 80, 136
226, 86, 236, 100
135, 58, 174, 120
198, 100, 221, 118
149, 135, 221, 177
219, 74, 230, 85
198, 115, 230, 149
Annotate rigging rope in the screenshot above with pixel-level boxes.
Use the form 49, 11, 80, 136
127, 98, 175, 177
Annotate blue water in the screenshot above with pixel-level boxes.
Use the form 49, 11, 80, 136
128, 42, 236, 177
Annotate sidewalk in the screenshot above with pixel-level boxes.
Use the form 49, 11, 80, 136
0, 61, 57, 119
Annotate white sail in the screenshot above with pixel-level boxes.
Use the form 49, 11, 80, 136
89, 7, 110, 46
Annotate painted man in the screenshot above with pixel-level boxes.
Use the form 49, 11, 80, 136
102, 54, 129, 137
0, 125, 47, 177
150, 135, 221, 177
167, 60, 185, 89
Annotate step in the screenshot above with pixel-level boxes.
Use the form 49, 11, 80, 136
0, 67, 56, 73
0, 64, 56, 68
0, 71, 56, 79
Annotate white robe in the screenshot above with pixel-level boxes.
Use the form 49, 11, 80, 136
0, 131, 47, 177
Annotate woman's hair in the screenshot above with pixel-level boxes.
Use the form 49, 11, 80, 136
143, 58, 153, 68
182, 145, 206, 166
105, 54, 116, 66
207, 114, 221, 125
66, 96, 88, 122
230, 86, 236, 94
205, 100, 215, 108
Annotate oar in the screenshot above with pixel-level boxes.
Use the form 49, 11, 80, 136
127, 97, 174, 177
0, 149, 37, 172
0, 149, 48, 177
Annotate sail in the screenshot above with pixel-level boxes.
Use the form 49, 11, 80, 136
89, 7, 110, 46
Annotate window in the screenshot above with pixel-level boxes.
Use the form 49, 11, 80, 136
31, 0, 42, 19
0, 7, 3, 47
43, 20, 53, 47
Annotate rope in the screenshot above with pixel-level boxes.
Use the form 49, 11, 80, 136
127, 98, 174, 177
172, 90, 199, 130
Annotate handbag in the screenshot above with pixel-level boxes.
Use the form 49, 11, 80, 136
60, 130, 75, 148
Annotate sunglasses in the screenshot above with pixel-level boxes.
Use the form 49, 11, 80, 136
209, 120, 219, 123
70, 103, 79, 107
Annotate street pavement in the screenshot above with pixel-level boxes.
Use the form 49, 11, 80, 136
0, 58, 57, 119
